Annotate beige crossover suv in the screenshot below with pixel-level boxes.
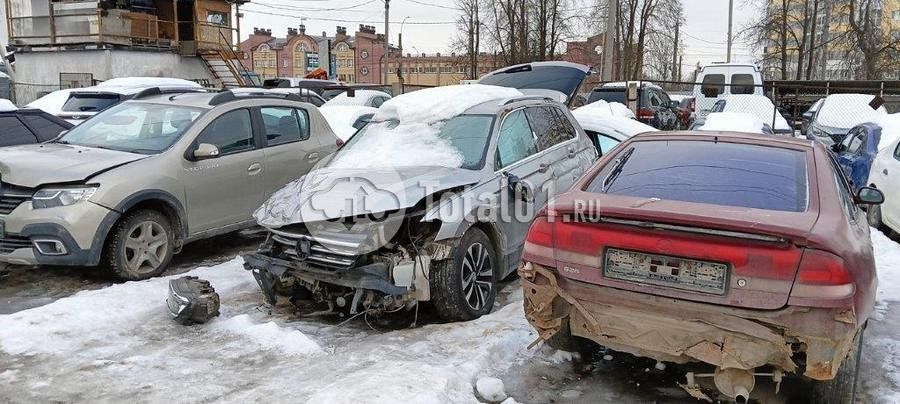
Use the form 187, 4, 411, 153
0, 89, 339, 280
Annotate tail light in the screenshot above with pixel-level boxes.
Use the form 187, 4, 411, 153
789, 249, 854, 305
637, 108, 655, 120
523, 212, 556, 266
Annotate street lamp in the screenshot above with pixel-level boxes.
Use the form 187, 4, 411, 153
398, 16, 410, 90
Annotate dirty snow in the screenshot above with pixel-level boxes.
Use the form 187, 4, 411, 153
697, 112, 766, 134
373, 84, 522, 124
720, 94, 791, 131
319, 105, 377, 141
325, 89, 391, 107
476, 377, 508, 402
817, 93, 888, 129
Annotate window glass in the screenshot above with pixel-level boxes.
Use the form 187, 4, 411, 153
524, 106, 574, 150
847, 132, 865, 154
588, 140, 809, 212
196, 109, 254, 155
712, 100, 726, 112
648, 91, 661, 107
586, 130, 620, 155
827, 153, 857, 218
0, 116, 37, 146
261, 107, 309, 146
700, 74, 726, 97
62, 93, 120, 113
731, 74, 755, 94
21, 114, 68, 141
496, 109, 537, 168
587, 90, 626, 104
59, 102, 202, 154
371, 97, 386, 108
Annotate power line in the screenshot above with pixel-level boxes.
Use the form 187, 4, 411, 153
402, 0, 458, 11
251, 0, 378, 12
241, 8, 455, 25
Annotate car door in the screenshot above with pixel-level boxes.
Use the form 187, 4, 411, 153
525, 105, 587, 193
836, 127, 867, 191
493, 108, 552, 257
257, 106, 328, 203
182, 108, 265, 232
876, 142, 900, 230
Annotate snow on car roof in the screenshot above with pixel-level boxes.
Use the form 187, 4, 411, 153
97, 77, 203, 90
0, 98, 17, 112
721, 94, 791, 131
373, 84, 523, 124
871, 113, 900, 152
601, 81, 663, 90
325, 90, 391, 107
25, 88, 76, 115
572, 105, 657, 140
698, 112, 766, 134
577, 99, 636, 119
319, 105, 377, 141
818, 93, 887, 129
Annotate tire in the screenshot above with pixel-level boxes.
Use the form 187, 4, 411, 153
104, 209, 175, 281
868, 203, 884, 229
430, 227, 497, 321
812, 328, 864, 404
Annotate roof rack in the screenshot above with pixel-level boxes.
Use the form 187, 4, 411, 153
131, 87, 206, 100
501, 95, 557, 105
208, 90, 304, 106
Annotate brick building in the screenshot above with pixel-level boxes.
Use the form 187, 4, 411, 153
238, 25, 324, 79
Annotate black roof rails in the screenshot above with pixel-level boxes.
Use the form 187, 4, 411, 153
208, 90, 304, 106
131, 87, 206, 100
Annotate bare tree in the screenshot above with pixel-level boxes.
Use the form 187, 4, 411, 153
452, 0, 483, 79
847, 0, 900, 79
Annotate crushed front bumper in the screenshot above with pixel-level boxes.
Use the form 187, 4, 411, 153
519, 262, 861, 381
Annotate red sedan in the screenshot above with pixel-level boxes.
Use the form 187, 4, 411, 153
520, 131, 883, 403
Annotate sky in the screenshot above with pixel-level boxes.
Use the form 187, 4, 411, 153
238, 0, 758, 73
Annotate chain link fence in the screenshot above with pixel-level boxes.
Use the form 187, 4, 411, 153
10, 82, 63, 106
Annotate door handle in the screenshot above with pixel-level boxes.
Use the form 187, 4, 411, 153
248, 162, 262, 175
884, 169, 889, 176
307, 152, 319, 161
567, 148, 576, 158
538, 163, 551, 173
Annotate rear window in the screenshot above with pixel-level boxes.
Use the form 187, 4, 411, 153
479, 65, 584, 100
587, 140, 808, 212
700, 74, 725, 98
62, 93, 120, 112
731, 74, 756, 94
588, 89, 626, 104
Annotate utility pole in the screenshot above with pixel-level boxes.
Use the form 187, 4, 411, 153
383, 0, 390, 87
671, 21, 679, 82
601, 0, 616, 80
726, 0, 733, 63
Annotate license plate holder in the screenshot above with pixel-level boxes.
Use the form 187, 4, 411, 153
603, 248, 728, 295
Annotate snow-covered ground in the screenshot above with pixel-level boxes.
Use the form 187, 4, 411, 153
3, 228, 900, 403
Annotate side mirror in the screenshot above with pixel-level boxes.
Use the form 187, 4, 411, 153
802, 111, 813, 120
193, 143, 220, 160
856, 187, 884, 205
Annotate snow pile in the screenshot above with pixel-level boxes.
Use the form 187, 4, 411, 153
26, 89, 75, 115
0, 98, 17, 112
721, 94, 791, 131
214, 314, 324, 357
698, 112, 766, 134
326, 90, 391, 107
373, 84, 522, 123
475, 377, 508, 402
572, 104, 656, 139
577, 99, 636, 119
817, 93, 887, 129
318, 105, 377, 141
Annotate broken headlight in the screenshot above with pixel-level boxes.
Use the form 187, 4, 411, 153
32, 186, 98, 209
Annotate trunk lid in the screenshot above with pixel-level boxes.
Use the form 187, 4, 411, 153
478, 61, 590, 107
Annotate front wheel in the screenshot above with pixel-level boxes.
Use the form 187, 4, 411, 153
104, 210, 175, 281
430, 228, 497, 321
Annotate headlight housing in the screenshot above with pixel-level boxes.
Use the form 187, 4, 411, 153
32, 186, 98, 209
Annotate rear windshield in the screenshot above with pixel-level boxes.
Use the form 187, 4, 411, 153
62, 93, 121, 112
731, 74, 755, 94
587, 140, 809, 212
479, 65, 583, 100
588, 89, 626, 104
700, 74, 725, 98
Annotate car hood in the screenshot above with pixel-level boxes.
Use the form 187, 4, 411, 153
0, 143, 146, 187
478, 61, 590, 106
254, 166, 484, 229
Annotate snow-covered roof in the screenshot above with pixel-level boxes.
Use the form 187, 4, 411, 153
871, 113, 900, 152
231, 87, 318, 96
601, 81, 662, 90
698, 112, 766, 134
576, 100, 636, 119
318, 105, 377, 141
818, 93, 887, 129
325, 90, 391, 107
572, 106, 657, 140
25, 88, 76, 115
373, 84, 522, 124
0, 98, 17, 112
721, 94, 791, 131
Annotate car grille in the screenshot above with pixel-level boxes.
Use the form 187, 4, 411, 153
0, 234, 32, 254
0, 185, 34, 215
270, 228, 364, 269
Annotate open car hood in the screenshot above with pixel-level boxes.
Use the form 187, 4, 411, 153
0, 143, 145, 188
254, 166, 484, 229
478, 61, 591, 106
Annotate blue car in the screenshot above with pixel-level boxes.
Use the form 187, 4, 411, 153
833, 122, 883, 192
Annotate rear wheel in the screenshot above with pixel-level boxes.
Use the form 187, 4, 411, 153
811, 328, 863, 404
430, 228, 497, 321
104, 210, 174, 281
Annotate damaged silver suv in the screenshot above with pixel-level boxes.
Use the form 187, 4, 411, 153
244, 62, 597, 321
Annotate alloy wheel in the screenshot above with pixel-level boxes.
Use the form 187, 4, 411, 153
461, 242, 493, 311
124, 221, 169, 275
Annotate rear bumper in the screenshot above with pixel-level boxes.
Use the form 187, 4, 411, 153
519, 262, 861, 381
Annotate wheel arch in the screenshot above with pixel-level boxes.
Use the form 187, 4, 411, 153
108, 190, 188, 250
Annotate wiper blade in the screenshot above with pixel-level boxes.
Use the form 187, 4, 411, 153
602, 146, 635, 192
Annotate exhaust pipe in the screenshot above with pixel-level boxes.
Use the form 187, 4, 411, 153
713, 367, 755, 403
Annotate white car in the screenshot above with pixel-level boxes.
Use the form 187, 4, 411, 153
572, 100, 657, 155
325, 89, 392, 108
866, 114, 900, 233
806, 93, 887, 145
692, 63, 763, 120
702, 94, 792, 134
318, 105, 377, 141
696, 112, 771, 135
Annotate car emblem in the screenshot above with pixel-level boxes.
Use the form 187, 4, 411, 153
296, 237, 312, 261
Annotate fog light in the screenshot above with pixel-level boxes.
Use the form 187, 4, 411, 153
33, 239, 67, 256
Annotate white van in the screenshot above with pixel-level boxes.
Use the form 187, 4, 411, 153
692, 63, 763, 119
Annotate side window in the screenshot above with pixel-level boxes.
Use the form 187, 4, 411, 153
586, 130, 620, 155
827, 154, 858, 219
260, 107, 309, 146
525, 106, 574, 150
712, 100, 726, 112
701, 74, 725, 98
309, 95, 325, 107
196, 109, 254, 155
371, 96, 386, 108
0, 116, 37, 145
658, 90, 671, 106
21, 115, 68, 141
648, 91, 661, 107
731, 74, 755, 94
847, 132, 865, 154
496, 109, 538, 169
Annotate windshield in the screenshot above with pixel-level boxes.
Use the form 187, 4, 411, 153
62, 93, 120, 113
588, 90, 626, 105
58, 102, 203, 154
330, 114, 495, 170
